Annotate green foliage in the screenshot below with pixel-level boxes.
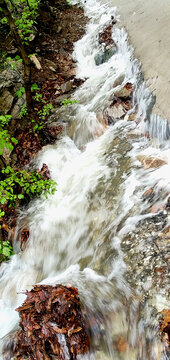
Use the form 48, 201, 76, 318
61, 98, 79, 106
0, 241, 14, 263
1, 0, 41, 45
5, 55, 23, 70
33, 92, 43, 102
0, 166, 56, 208
0, 115, 18, 155
15, 86, 25, 98
0, 16, 7, 24
31, 83, 39, 92
0, 115, 12, 127
38, 103, 54, 120
19, 104, 28, 118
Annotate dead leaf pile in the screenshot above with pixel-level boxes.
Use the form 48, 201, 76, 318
99, 20, 116, 47
7, 284, 89, 359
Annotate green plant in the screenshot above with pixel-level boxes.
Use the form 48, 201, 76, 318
5, 55, 23, 70
0, 115, 18, 155
19, 104, 28, 118
32, 118, 43, 132
0, 240, 14, 262
31, 83, 39, 92
38, 103, 54, 120
15, 86, 25, 98
33, 92, 43, 102
61, 98, 79, 106
0, 166, 56, 208
0, 115, 12, 127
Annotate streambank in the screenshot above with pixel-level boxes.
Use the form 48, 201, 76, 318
113, 0, 170, 122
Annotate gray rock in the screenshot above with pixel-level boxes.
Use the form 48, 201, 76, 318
94, 45, 117, 66
0, 90, 14, 114
0, 66, 23, 91
0, 66, 24, 115
11, 96, 26, 119
61, 81, 73, 93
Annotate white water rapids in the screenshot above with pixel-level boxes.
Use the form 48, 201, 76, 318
0, 0, 170, 359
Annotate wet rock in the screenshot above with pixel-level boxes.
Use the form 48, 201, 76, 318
115, 83, 133, 99
150, 203, 166, 213
0, 90, 14, 114
94, 45, 116, 66
103, 103, 126, 124
124, 113, 137, 122
137, 155, 167, 169
143, 187, 154, 200
53, 93, 71, 104
61, 80, 73, 93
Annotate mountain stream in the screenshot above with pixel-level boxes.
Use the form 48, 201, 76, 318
0, 0, 170, 359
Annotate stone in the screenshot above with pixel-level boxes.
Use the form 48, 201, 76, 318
0, 67, 23, 91
94, 45, 117, 66
2, 147, 12, 165
0, 90, 14, 114
30, 55, 42, 70
53, 94, 71, 105
115, 83, 133, 99
61, 80, 73, 93
143, 187, 154, 199
11, 96, 26, 119
150, 203, 166, 213
103, 103, 126, 124
49, 66, 56, 72
137, 155, 167, 169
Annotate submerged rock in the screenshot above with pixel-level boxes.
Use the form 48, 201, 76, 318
137, 155, 167, 169
94, 45, 116, 66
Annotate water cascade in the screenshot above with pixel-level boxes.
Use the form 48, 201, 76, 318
0, 0, 169, 359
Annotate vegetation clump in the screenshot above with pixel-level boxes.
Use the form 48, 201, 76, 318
0, 165, 56, 262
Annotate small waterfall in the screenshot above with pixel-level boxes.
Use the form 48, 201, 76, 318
0, 0, 169, 359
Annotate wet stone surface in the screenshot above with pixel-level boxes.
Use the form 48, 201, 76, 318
122, 211, 169, 297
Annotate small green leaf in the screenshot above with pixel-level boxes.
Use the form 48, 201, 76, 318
18, 194, 24, 199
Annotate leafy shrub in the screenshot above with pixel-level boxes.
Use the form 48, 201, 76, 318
0, 240, 14, 263
0, 166, 56, 208
0, 115, 18, 156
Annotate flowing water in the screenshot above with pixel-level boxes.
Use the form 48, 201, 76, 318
0, 0, 170, 359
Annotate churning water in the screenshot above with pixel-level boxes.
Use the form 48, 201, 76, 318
0, 0, 169, 359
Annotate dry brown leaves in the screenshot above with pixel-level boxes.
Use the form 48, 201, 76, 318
160, 309, 170, 346
99, 20, 116, 47
9, 284, 89, 359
